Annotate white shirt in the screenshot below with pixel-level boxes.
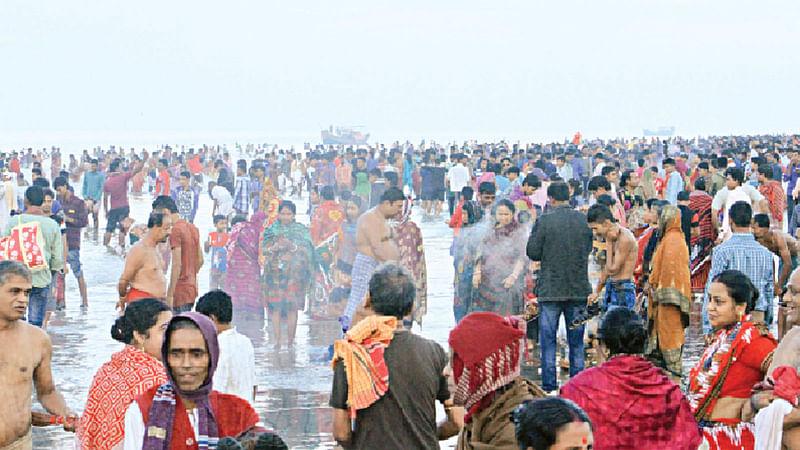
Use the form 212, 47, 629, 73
123, 403, 199, 450
447, 164, 470, 193
211, 185, 233, 217
213, 328, 256, 403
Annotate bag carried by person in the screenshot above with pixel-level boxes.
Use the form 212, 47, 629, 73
0, 216, 49, 272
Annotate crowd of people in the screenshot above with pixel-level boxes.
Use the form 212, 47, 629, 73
2, 134, 800, 449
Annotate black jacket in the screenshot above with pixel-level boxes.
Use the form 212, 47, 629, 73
527, 205, 593, 301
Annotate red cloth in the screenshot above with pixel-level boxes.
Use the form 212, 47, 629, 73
77, 346, 167, 450
126, 287, 161, 304
170, 219, 200, 308
136, 386, 259, 450
309, 200, 344, 246
561, 355, 702, 450
759, 180, 786, 223
449, 312, 524, 366
773, 366, 800, 407
154, 169, 171, 198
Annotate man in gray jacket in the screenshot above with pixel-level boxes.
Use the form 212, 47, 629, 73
527, 182, 593, 393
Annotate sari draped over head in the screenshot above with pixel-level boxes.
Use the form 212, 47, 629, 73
688, 317, 777, 450
77, 346, 168, 450
143, 313, 221, 450
641, 167, 656, 199
225, 211, 266, 313
392, 197, 427, 326
760, 180, 786, 224
258, 180, 280, 226
560, 355, 702, 450
647, 209, 691, 377
472, 221, 526, 316
689, 190, 716, 292
310, 200, 345, 247
261, 219, 315, 310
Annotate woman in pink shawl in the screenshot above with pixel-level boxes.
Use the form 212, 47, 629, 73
224, 212, 267, 320
560, 307, 701, 450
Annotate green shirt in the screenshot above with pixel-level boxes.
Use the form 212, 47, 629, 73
3, 214, 63, 288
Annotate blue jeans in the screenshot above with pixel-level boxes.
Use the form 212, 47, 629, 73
27, 286, 50, 327
539, 300, 586, 392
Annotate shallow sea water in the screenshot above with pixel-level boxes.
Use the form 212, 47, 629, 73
31, 178, 736, 449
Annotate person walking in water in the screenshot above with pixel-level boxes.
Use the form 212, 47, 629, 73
117, 212, 172, 309
341, 187, 404, 330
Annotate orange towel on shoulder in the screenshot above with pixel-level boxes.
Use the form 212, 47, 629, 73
332, 315, 396, 418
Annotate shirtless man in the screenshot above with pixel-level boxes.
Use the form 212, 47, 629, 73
586, 204, 637, 309
116, 212, 172, 311
0, 261, 76, 449
748, 269, 800, 448
754, 213, 798, 337
341, 187, 404, 329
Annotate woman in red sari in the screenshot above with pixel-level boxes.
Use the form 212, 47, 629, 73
560, 307, 701, 450
688, 270, 777, 450
76, 299, 172, 450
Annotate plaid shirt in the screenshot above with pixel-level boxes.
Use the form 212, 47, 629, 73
703, 233, 774, 334
233, 175, 251, 214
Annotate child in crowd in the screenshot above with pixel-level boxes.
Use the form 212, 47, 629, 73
205, 215, 230, 290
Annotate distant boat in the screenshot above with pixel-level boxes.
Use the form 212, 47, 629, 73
321, 126, 369, 145
643, 126, 676, 137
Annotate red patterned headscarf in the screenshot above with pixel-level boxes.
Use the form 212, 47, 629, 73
449, 312, 526, 421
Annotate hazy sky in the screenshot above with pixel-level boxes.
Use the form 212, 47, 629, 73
1, 1, 799, 146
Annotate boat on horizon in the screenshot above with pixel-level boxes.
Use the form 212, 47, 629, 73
321, 126, 369, 145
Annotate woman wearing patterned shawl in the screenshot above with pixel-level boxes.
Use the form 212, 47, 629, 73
224, 212, 267, 319
261, 201, 315, 348
124, 312, 260, 450
76, 299, 171, 450
646, 205, 692, 380
689, 178, 717, 293
561, 307, 701, 450
449, 312, 544, 450
258, 179, 280, 227
688, 270, 777, 450
391, 196, 428, 327
471, 199, 527, 316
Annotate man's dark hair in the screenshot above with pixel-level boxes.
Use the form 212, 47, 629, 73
152, 195, 178, 214
32, 177, 50, 188
25, 185, 44, 207
758, 165, 774, 179
513, 398, 592, 450
368, 263, 415, 319
196, 290, 233, 324
478, 181, 496, 195
31, 168, 42, 177
725, 167, 745, 185
698, 162, 709, 170
587, 203, 615, 224
237, 160, 247, 172
546, 182, 570, 202
522, 174, 541, 188
587, 175, 611, 192
506, 166, 520, 176
320, 185, 335, 201
159, 158, 168, 167
380, 187, 405, 204
147, 212, 167, 228
729, 201, 752, 228
677, 190, 690, 202
461, 186, 474, 201
663, 157, 676, 166
714, 156, 728, 169
53, 176, 68, 189
213, 215, 227, 224
180, 171, 191, 179
753, 213, 771, 228
601, 166, 616, 177
279, 200, 296, 215
214, 159, 224, 168
109, 160, 121, 172
568, 178, 583, 196
637, 158, 645, 168
369, 168, 382, 177
694, 177, 707, 191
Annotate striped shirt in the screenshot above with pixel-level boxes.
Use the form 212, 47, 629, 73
703, 233, 774, 334
233, 175, 251, 214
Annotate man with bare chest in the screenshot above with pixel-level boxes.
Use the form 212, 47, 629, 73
0, 261, 76, 449
587, 204, 638, 310
117, 212, 172, 311
754, 213, 798, 296
341, 187, 404, 329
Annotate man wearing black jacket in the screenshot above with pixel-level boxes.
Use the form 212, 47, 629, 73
526, 182, 593, 394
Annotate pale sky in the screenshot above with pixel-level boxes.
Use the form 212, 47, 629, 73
1, 0, 799, 147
